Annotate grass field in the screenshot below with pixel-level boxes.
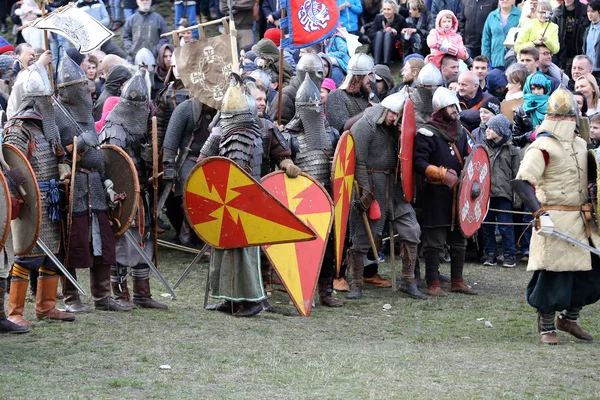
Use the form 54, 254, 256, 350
3, 244, 600, 399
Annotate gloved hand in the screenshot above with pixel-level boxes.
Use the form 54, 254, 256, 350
464, 56, 473, 68
447, 44, 459, 56
163, 167, 176, 182
425, 165, 459, 188
536, 213, 554, 237
104, 179, 119, 208
58, 163, 71, 181
10, 197, 23, 220
442, 168, 458, 188
440, 39, 451, 53
279, 159, 301, 178
353, 190, 374, 213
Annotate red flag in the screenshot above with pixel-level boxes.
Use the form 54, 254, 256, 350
280, 0, 340, 49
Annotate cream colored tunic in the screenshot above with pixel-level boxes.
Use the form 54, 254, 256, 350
516, 119, 600, 272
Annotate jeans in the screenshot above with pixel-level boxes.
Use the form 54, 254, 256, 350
175, 2, 198, 38
124, 8, 137, 21
110, 0, 121, 20
482, 197, 516, 257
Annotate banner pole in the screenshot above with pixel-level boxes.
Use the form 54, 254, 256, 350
276, 8, 286, 126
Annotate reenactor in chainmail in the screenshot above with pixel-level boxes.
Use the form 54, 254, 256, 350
411, 63, 443, 131
347, 92, 426, 300
161, 93, 217, 246
3, 57, 76, 329
281, 74, 343, 308
269, 53, 324, 126
200, 77, 301, 317
99, 70, 168, 310
53, 49, 129, 313
324, 53, 379, 134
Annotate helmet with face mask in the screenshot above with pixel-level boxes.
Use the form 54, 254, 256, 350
135, 48, 156, 72
296, 53, 324, 88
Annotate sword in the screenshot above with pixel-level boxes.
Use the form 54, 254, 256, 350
173, 242, 211, 289
540, 227, 600, 257
36, 238, 86, 295
124, 230, 177, 299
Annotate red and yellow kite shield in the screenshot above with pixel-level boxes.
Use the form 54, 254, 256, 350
183, 157, 316, 249
400, 96, 416, 202
262, 171, 333, 317
331, 131, 355, 274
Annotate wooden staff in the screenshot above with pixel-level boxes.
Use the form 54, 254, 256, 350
64, 135, 77, 269
389, 221, 396, 293
39, 0, 54, 88
276, 8, 286, 126
152, 116, 159, 269
353, 181, 379, 259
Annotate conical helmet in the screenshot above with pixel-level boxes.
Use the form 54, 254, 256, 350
121, 69, 148, 102
23, 64, 52, 97
347, 53, 374, 76
56, 47, 87, 88
295, 73, 321, 107
432, 87, 459, 113
547, 88, 577, 117
416, 63, 443, 88
135, 48, 155, 72
221, 77, 249, 114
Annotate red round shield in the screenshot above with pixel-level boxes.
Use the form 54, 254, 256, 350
457, 145, 491, 238
400, 96, 416, 202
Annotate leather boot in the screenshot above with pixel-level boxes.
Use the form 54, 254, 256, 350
398, 243, 428, 299
540, 331, 559, 345
233, 301, 262, 317
133, 279, 168, 309
347, 250, 365, 300
112, 281, 135, 309
383, 31, 394, 65
63, 268, 89, 313
0, 278, 29, 334
450, 279, 477, 295
318, 278, 343, 307
333, 277, 350, 292
427, 282, 447, 296
91, 263, 131, 311
7, 279, 31, 327
557, 315, 593, 341
372, 31, 384, 65
35, 276, 75, 321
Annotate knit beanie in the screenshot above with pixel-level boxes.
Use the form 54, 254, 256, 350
0, 36, 14, 55
264, 28, 281, 47
321, 78, 336, 92
66, 48, 85, 66
0, 55, 14, 76
486, 114, 512, 140
480, 97, 501, 116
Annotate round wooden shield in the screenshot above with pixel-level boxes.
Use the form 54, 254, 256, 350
261, 171, 334, 317
330, 131, 355, 275
457, 145, 491, 238
400, 96, 416, 202
0, 171, 11, 253
100, 144, 140, 236
2, 143, 42, 255
183, 157, 316, 249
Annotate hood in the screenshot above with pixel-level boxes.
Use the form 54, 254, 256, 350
435, 10, 459, 32
156, 43, 174, 80
253, 39, 280, 62
374, 64, 393, 92
104, 64, 133, 95
318, 52, 335, 78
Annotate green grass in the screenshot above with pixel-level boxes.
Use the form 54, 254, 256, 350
2, 245, 600, 399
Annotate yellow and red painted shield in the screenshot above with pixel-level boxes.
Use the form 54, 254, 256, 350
331, 131, 355, 274
183, 157, 316, 249
261, 171, 334, 317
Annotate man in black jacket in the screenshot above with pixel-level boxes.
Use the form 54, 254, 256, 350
551, 0, 589, 71
459, 0, 498, 58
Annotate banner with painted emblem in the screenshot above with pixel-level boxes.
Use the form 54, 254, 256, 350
183, 157, 316, 249
175, 34, 233, 110
29, 5, 113, 53
262, 171, 333, 317
280, 0, 340, 49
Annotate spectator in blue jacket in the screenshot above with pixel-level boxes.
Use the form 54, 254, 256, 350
482, 0, 521, 69
337, 0, 362, 34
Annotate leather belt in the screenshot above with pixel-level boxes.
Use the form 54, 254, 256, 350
538, 203, 593, 238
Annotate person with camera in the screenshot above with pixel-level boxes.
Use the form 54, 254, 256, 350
514, 1, 559, 56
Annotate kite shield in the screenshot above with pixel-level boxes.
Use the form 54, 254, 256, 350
400, 96, 416, 202
2, 143, 42, 255
0, 171, 10, 253
331, 131, 355, 275
457, 145, 491, 238
262, 171, 334, 317
101, 144, 140, 236
183, 157, 316, 249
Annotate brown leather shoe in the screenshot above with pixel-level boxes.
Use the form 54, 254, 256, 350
540, 331, 559, 345
333, 278, 350, 292
557, 317, 593, 341
320, 295, 343, 307
363, 274, 392, 288
427, 284, 447, 297
450, 280, 478, 295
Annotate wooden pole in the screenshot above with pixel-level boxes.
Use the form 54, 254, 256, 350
389, 221, 396, 293
276, 8, 286, 126
152, 116, 159, 269
353, 181, 379, 258
40, 2, 54, 89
